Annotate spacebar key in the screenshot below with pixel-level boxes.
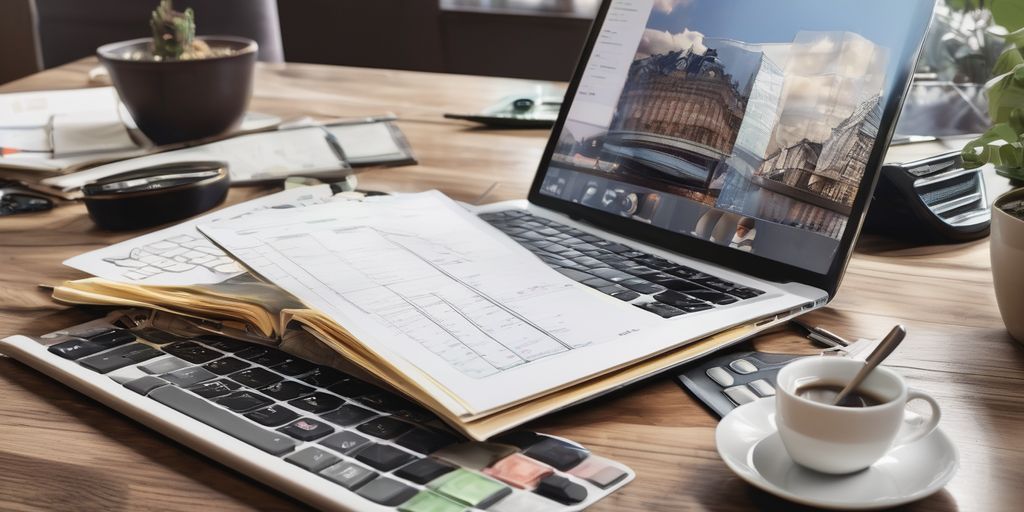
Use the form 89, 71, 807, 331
149, 385, 298, 455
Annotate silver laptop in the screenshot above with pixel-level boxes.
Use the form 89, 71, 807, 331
477, 0, 935, 349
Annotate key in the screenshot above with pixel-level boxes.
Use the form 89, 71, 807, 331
289, 392, 344, 414
686, 290, 739, 305
321, 404, 377, 427
274, 359, 317, 376
279, 418, 335, 441
394, 457, 456, 484
635, 302, 687, 318
163, 342, 222, 364
326, 379, 379, 398
534, 474, 588, 504
214, 390, 272, 413
286, 447, 340, 473
196, 336, 249, 352
357, 477, 417, 506
523, 437, 589, 470
319, 430, 371, 454
394, 428, 459, 454
162, 366, 218, 387
587, 268, 634, 283
260, 380, 315, 401
189, 379, 241, 399
356, 416, 413, 440
245, 405, 299, 427
79, 343, 162, 373
230, 367, 284, 389
355, 442, 417, 471
137, 356, 191, 375
48, 339, 105, 360
203, 357, 250, 375
235, 346, 290, 367
620, 278, 666, 295
300, 367, 347, 387
87, 329, 136, 348
124, 376, 169, 395
319, 461, 377, 490
149, 386, 297, 455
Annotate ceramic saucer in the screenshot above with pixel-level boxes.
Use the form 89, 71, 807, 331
716, 397, 958, 510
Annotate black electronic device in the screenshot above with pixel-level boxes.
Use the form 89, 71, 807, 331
864, 151, 990, 243
82, 161, 230, 231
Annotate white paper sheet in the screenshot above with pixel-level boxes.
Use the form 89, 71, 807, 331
41, 123, 407, 191
51, 110, 136, 156
63, 185, 347, 284
199, 191, 672, 415
0, 87, 121, 128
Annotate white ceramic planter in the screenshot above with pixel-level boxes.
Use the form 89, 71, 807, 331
991, 187, 1024, 343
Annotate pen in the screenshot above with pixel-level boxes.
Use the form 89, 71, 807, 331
1, 147, 50, 157
318, 126, 350, 167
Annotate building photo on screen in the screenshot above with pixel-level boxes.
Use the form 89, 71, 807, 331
540, 0, 914, 272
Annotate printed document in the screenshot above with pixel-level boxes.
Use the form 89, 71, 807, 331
199, 191, 671, 414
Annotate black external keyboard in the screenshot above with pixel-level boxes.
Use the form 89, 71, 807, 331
35, 321, 633, 511
479, 210, 765, 318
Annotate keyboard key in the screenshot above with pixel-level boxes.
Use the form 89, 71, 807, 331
286, 446, 340, 473
203, 357, 250, 375
245, 405, 299, 427
522, 437, 589, 471
357, 477, 417, 507
398, 490, 466, 512
321, 404, 377, 426
299, 366, 347, 387
149, 385, 297, 456
723, 385, 759, 405
653, 290, 708, 308
289, 392, 344, 414
534, 474, 588, 504
196, 336, 249, 352
47, 339, 105, 360
87, 329, 136, 348
134, 328, 187, 345
274, 358, 316, 376
235, 346, 291, 367
124, 375, 169, 395
279, 418, 335, 441
586, 267, 634, 283
260, 380, 315, 401
162, 366, 218, 387
705, 367, 735, 387
728, 287, 765, 299
605, 287, 640, 302
394, 458, 457, 485
190, 379, 241, 399
433, 443, 517, 471
356, 391, 416, 413
327, 378, 381, 398
686, 290, 739, 305
320, 430, 371, 454
395, 428, 459, 454
214, 390, 272, 413
163, 342, 222, 364
568, 455, 629, 489
357, 416, 413, 440
137, 356, 191, 375
748, 379, 776, 397
635, 301, 686, 318
430, 469, 511, 508
553, 267, 592, 282
619, 278, 666, 295
79, 343, 162, 373
484, 453, 554, 489
665, 265, 713, 281
355, 443, 417, 471
319, 461, 377, 490
729, 358, 758, 375
489, 492, 562, 512
230, 367, 284, 389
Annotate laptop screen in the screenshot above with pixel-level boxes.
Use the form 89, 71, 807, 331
535, 0, 931, 274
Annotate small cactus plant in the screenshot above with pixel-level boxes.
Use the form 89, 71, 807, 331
148, 0, 218, 60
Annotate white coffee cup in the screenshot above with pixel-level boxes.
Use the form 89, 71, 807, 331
775, 357, 941, 474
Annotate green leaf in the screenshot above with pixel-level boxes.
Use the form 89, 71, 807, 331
986, 63, 1024, 122
993, 0, 1024, 33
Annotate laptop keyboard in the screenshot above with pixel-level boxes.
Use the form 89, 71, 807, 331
42, 323, 632, 510
479, 210, 765, 318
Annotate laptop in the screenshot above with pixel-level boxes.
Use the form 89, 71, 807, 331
478, 0, 936, 343
0, 1, 935, 511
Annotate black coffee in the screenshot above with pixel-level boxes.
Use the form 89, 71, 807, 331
795, 383, 886, 408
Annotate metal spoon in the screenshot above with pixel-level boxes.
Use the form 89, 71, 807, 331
831, 325, 907, 406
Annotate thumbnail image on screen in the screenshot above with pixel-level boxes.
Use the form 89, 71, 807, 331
538, 0, 926, 273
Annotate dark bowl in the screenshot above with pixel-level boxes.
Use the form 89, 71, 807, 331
97, 36, 257, 145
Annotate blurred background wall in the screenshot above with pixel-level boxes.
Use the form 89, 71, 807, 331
0, 0, 599, 85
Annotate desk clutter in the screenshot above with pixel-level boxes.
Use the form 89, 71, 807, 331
14, 310, 632, 511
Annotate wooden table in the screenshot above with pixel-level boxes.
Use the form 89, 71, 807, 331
1, 59, 1021, 511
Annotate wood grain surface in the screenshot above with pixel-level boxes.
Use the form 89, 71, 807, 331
1, 59, 1021, 511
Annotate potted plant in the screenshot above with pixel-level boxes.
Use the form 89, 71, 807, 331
961, 13, 1024, 342
97, 0, 258, 145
